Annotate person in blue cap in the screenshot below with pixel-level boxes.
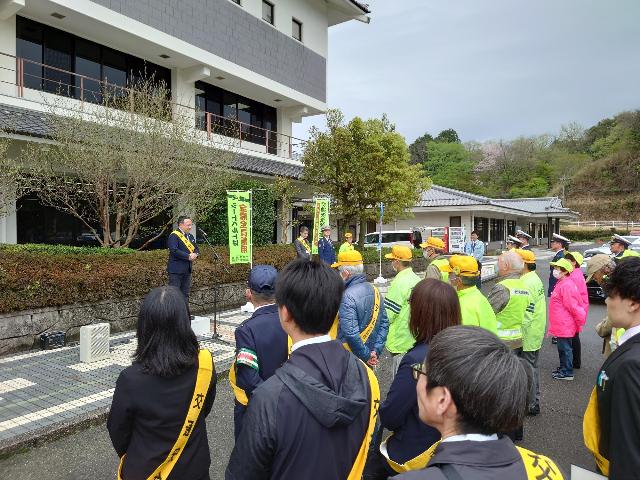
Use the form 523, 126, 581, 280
229, 265, 288, 439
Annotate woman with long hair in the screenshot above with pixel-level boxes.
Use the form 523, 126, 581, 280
364, 278, 462, 479
108, 286, 216, 480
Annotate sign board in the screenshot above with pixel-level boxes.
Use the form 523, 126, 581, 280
311, 198, 330, 255
448, 226, 466, 253
227, 190, 252, 264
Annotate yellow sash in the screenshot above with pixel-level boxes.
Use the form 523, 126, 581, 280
383, 441, 564, 478
329, 286, 381, 351
117, 349, 214, 480
347, 360, 381, 479
232, 288, 379, 407
583, 387, 609, 476
172, 230, 195, 254
298, 236, 311, 254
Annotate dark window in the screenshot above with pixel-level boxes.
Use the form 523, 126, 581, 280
74, 38, 102, 103
262, 1, 274, 24
16, 16, 171, 103
231, 0, 241, 4
474, 217, 488, 243
16, 19, 43, 90
195, 81, 277, 151
43, 29, 72, 96
490, 218, 505, 242
292, 19, 302, 41
507, 220, 516, 237
449, 216, 461, 227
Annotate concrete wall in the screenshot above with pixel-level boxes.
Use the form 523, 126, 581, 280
89, 0, 327, 102
0, 282, 248, 355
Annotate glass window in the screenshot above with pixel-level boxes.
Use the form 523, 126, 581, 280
474, 217, 488, 242
449, 216, 461, 227
102, 47, 127, 101
16, 17, 43, 90
292, 19, 302, 41
75, 38, 102, 103
43, 29, 73, 96
262, 1, 274, 24
490, 219, 504, 241
507, 220, 516, 237
237, 96, 252, 140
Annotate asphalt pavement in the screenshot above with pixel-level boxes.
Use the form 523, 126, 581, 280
0, 249, 604, 479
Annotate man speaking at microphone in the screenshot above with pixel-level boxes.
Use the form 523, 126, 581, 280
167, 216, 199, 300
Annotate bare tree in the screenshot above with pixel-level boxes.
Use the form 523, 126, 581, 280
272, 176, 301, 244
21, 76, 237, 248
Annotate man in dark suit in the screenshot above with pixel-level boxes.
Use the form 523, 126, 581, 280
167, 216, 199, 299
548, 233, 570, 297
586, 257, 640, 478
230, 265, 288, 439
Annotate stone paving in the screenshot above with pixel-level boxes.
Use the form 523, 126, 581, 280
0, 309, 251, 453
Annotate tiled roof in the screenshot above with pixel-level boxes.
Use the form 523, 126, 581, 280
490, 197, 573, 214
418, 185, 577, 217
418, 185, 490, 207
0, 104, 303, 179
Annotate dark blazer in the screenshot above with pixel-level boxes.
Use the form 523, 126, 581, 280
233, 304, 288, 438
548, 250, 565, 296
107, 358, 216, 480
596, 331, 640, 478
167, 229, 200, 274
380, 343, 440, 464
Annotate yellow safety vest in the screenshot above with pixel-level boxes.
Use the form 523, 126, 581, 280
431, 258, 450, 282
583, 387, 609, 476
118, 350, 213, 480
171, 230, 195, 254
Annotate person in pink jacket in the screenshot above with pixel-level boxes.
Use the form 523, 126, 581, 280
565, 251, 589, 370
548, 258, 586, 381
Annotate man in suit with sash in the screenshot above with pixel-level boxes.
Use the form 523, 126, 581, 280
167, 216, 199, 299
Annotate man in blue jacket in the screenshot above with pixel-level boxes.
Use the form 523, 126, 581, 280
317, 225, 336, 265
167, 216, 199, 299
226, 259, 379, 480
332, 250, 388, 366
230, 265, 287, 439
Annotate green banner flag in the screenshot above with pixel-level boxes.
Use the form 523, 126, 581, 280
311, 198, 330, 255
227, 190, 252, 264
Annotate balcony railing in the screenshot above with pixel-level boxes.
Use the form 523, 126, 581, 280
0, 51, 305, 160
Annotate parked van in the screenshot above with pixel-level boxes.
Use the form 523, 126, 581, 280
364, 230, 423, 249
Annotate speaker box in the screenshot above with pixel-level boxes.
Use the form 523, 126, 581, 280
79, 323, 110, 363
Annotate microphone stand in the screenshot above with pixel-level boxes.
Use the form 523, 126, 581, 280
198, 227, 228, 339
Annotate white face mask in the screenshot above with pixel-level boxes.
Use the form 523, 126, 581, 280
552, 269, 563, 279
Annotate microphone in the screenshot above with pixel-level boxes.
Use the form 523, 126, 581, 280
198, 227, 209, 238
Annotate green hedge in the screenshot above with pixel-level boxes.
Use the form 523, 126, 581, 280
0, 243, 296, 314
561, 228, 630, 242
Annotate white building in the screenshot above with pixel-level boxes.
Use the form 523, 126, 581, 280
0, 0, 369, 244
378, 184, 578, 250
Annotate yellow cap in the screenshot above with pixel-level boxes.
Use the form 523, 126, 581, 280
448, 255, 478, 276
344, 232, 353, 239
550, 258, 574, 273
331, 250, 363, 268
515, 249, 536, 264
384, 245, 413, 262
565, 251, 584, 266
420, 236, 445, 250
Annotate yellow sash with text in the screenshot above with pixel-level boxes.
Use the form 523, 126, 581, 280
117, 349, 213, 480
172, 230, 195, 254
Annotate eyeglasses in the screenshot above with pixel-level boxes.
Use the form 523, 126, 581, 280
411, 362, 427, 381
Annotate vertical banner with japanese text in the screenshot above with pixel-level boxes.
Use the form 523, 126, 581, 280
227, 191, 252, 264
311, 198, 330, 254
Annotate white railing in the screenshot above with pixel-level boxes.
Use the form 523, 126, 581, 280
564, 220, 640, 229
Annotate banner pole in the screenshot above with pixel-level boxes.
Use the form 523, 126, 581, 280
250, 189, 253, 270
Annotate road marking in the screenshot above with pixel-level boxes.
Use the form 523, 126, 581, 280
0, 389, 114, 433
0, 378, 36, 394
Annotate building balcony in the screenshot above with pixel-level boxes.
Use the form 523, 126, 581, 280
0, 51, 306, 175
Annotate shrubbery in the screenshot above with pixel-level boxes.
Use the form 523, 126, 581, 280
0, 243, 296, 314
0, 243, 414, 314
561, 228, 630, 242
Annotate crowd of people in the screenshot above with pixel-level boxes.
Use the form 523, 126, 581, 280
107, 226, 640, 479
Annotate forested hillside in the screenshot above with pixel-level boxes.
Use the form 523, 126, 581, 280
410, 110, 640, 220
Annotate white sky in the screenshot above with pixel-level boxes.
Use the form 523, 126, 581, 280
293, 0, 640, 144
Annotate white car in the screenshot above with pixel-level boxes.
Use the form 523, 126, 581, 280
582, 235, 640, 259
364, 230, 423, 249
